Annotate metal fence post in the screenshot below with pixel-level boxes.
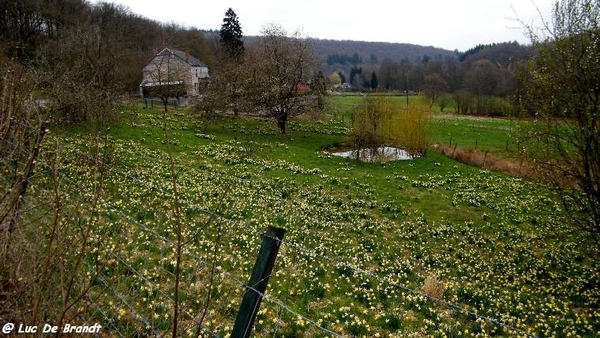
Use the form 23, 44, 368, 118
231, 226, 286, 338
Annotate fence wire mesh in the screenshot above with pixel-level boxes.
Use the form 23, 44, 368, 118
1, 128, 550, 338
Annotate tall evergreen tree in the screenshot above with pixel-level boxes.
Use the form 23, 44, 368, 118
219, 8, 244, 61
338, 71, 346, 84
370, 71, 378, 90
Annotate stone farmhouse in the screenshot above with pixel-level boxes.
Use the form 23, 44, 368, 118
139, 48, 209, 99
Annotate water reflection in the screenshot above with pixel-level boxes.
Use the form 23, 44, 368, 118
330, 146, 415, 162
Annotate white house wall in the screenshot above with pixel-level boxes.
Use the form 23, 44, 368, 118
190, 66, 209, 95
141, 49, 209, 97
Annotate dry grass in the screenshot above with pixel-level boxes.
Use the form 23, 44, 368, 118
433, 144, 539, 180
422, 274, 445, 299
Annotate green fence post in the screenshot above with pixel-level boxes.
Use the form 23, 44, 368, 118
231, 226, 286, 338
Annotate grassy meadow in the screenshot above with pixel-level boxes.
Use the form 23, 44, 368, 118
34, 96, 598, 337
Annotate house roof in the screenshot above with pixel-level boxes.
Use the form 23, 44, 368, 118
157, 48, 208, 68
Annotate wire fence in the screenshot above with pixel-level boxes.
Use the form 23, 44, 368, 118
0, 128, 542, 337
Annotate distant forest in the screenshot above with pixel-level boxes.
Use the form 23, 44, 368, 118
308, 39, 532, 116
310, 40, 532, 90
1, 0, 533, 116
311, 39, 456, 78
243, 34, 532, 114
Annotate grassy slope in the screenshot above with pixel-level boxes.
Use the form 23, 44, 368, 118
47, 99, 599, 337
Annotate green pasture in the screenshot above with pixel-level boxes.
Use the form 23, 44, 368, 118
428, 114, 526, 159
41, 97, 598, 337
325, 95, 526, 159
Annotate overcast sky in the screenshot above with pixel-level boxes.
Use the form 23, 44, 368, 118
95, 0, 555, 51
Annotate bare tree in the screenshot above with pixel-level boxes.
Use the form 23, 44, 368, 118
520, 0, 600, 254
350, 96, 430, 159
464, 59, 501, 114
422, 73, 448, 108
350, 96, 393, 159
378, 59, 402, 91
244, 24, 317, 134
39, 2, 133, 127
0, 56, 45, 233
0, 54, 106, 330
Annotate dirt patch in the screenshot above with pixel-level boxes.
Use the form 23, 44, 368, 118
433, 143, 539, 180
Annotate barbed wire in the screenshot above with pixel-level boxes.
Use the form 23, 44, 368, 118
2, 131, 264, 242
100, 243, 221, 338
94, 193, 341, 337
85, 261, 155, 332
271, 304, 284, 338
61, 137, 266, 239
5, 124, 540, 337
2, 172, 222, 337
0, 156, 222, 336
84, 185, 343, 337
87, 297, 125, 338
264, 233, 538, 338
245, 284, 344, 338
42, 168, 228, 336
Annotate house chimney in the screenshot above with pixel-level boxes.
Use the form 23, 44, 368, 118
185, 51, 190, 63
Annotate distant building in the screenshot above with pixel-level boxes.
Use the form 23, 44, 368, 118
139, 48, 209, 98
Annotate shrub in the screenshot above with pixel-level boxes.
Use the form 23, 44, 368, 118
389, 103, 431, 156
349, 95, 393, 155
475, 96, 517, 117
453, 90, 474, 114
349, 96, 430, 157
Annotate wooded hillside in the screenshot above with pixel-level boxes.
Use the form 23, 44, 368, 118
1, 0, 534, 119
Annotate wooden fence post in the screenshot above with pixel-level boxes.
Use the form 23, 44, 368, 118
231, 226, 286, 338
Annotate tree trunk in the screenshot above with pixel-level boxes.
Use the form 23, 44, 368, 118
277, 110, 287, 135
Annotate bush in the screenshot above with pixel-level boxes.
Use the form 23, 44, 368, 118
453, 91, 517, 117
389, 103, 431, 156
422, 274, 445, 299
453, 90, 474, 114
475, 96, 517, 117
349, 95, 393, 155
350, 96, 430, 157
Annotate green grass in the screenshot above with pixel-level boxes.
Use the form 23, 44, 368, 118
326, 94, 526, 159
34, 98, 599, 337
326, 94, 422, 118
428, 114, 527, 158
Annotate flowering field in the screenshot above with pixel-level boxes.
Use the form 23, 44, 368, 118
32, 104, 599, 337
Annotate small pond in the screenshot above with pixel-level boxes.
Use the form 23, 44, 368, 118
330, 146, 416, 162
